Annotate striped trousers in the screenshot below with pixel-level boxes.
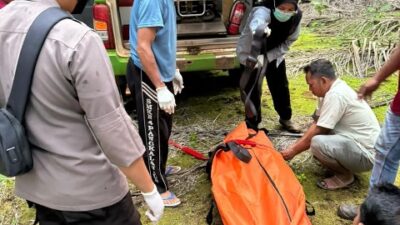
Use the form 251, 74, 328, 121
126, 59, 172, 194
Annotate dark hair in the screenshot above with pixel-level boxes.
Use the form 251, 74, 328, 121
360, 183, 400, 225
261, 0, 299, 10
275, 0, 299, 8
303, 59, 336, 80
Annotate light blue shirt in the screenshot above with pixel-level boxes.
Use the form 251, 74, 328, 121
129, 0, 176, 82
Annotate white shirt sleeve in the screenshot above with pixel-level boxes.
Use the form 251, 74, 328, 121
317, 92, 346, 129
249, 7, 271, 32
315, 97, 323, 117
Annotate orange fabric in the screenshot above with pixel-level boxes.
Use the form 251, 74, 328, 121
211, 122, 312, 225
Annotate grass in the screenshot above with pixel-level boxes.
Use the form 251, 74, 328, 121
141, 71, 399, 225
287, 72, 399, 122
0, 176, 35, 225
139, 173, 212, 225
1, 73, 399, 225
1, 6, 400, 225
292, 29, 346, 52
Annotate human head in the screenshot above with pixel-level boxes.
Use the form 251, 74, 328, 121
353, 183, 400, 225
303, 59, 337, 97
56, 0, 88, 14
273, 0, 298, 22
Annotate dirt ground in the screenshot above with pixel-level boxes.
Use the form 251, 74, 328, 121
2, 72, 398, 225
133, 71, 400, 225
133, 74, 365, 225
1, 1, 399, 225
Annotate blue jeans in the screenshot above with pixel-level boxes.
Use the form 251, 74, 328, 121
369, 109, 400, 188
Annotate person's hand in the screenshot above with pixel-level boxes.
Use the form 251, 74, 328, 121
142, 185, 164, 222
358, 78, 380, 100
254, 55, 264, 69
251, 23, 271, 37
280, 148, 296, 161
352, 207, 362, 225
264, 26, 271, 37
156, 86, 176, 114
173, 69, 184, 95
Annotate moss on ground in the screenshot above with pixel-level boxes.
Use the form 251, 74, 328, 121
1, 73, 399, 225
139, 174, 212, 225
287, 73, 399, 122
1, 7, 400, 225
0, 176, 35, 225
292, 30, 345, 51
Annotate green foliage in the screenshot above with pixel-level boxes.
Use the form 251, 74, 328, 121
0, 176, 35, 225
189, 132, 198, 146
311, 0, 328, 15
287, 74, 398, 124
341, 74, 398, 123
292, 30, 345, 51
141, 174, 211, 225
1, 4, 399, 225
301, 10, 399, 45
348, 15, 398, 42
367, 3, 393, 13
296, 173, 308, 183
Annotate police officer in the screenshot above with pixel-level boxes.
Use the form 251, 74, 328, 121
0, 0, 164, 224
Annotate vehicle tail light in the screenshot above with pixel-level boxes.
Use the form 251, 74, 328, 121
93, 4, 115, 49
118, 0, 133, 6
118, 0, 133, 41
227, 0, 246, 35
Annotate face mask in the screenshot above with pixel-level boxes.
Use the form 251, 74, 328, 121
273, 8, 294, 22
72, 0, 89, 14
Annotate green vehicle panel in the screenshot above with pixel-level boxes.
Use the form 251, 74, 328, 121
90, 0, 250, 76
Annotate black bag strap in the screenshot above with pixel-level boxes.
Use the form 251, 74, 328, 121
6, 7, 71, 123
206, 200, 215, 224
226, 141, 252, 163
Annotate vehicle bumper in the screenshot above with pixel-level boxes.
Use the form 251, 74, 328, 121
108, 50, 128, 76
107, 50, 240, 76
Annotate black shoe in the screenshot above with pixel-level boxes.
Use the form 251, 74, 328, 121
337, 204, 358, 220
245, 119, 258, 130
279, 119, 301, 133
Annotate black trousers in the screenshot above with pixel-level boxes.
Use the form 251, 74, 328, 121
243, 59, 292, 128
30, 192, 141, 225
126, 59, 172, 194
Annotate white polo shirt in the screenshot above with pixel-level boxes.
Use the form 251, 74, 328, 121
316, 79, 381, 161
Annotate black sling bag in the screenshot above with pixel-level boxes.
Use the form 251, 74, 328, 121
0, 7, 71, 177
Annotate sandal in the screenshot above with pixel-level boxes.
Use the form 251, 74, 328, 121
165, 165, 181, 176
161, 191, 181, 207
316, 175, 354, 190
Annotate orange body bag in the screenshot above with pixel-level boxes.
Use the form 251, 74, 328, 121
209, 122, 312, 225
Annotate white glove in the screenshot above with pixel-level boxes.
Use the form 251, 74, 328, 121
141, 185, 164, 222
156, 86, 176, 114
173, 69, 184, 95
264, 26, 271, 37
251, 24, 271, 37
254, 54, 264, 69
